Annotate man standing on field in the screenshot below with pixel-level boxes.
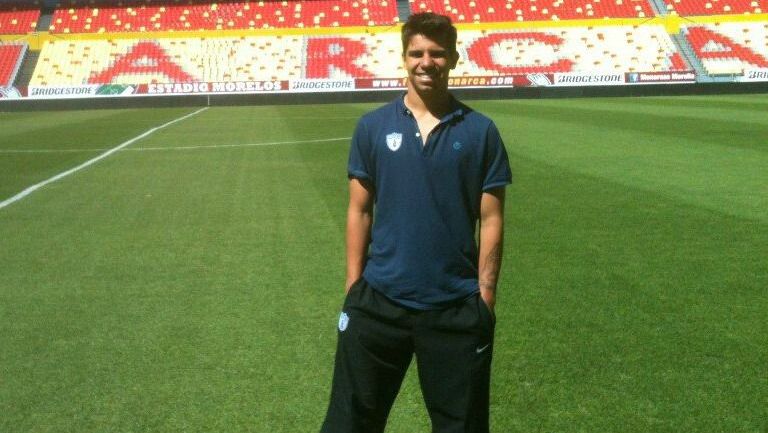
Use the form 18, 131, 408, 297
320, 12, 511, 433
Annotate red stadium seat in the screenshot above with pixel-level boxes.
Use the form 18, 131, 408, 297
684, 24, 768, 74
0, 2, 40, 34
664, 0, 766, 16
0, 43, 26, 86
410, 0, 656, 22
49, 0, 398, 33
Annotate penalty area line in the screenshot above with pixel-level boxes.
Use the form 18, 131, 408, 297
0, 107, 209, 211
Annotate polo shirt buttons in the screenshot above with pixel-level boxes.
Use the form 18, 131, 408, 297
415, 133, 420, 137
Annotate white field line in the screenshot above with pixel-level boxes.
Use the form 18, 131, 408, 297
0, 107, 208, 211
0, 136, 351, 154
127, 136, 351, 151
0, 148, 111, 154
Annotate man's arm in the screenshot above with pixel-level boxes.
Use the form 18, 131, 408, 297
346, 178, 374, 293
478, 187, 506, 313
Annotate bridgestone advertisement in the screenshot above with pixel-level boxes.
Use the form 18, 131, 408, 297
290, 79, 355, 92
741, 69, 768, 82
26, 85, 137, 99
5, 70, 751, 100
553, 73, 625, 86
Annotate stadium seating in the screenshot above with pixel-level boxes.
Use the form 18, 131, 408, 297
48, 0, 399, 33
410, 0, 656, 22
0, 43, 26, 86
20, 1, 768, 89
0, 2, 40, 34
664, 0, 765, 16
683, 22, 768, 74
30, 25, 686, 85
32, 36, 307, 84
460, 26, 683, 73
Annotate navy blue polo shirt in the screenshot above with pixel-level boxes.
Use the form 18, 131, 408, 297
348, 95, 511, 310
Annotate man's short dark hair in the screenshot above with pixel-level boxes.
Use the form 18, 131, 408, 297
401, 12, 458, 56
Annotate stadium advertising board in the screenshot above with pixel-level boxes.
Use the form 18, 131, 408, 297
355, 76, 519, 90
27, 85, 104, 99
741, 69, 768, 82
525, 73, 556, 87
625, 71, 696, 84
289, 79, 356, 92
143, 81, 288, 95
553, 73, 625, 86
0, 87, 22, 99
27, 85, 137, 98
13, 70, 709, 100
23, 81, 289, 99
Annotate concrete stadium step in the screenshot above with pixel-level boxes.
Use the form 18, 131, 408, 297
14, 50, 39, 89
671, 32, 710, 82
36, 6, 54, 32
396, 0, 411, 23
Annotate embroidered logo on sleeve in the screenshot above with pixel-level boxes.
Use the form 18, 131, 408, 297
386, 132, 403, 152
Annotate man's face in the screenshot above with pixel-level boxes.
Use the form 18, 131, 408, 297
403, 34, 458, 95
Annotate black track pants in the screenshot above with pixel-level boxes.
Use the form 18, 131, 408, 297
320, 278, 495, 433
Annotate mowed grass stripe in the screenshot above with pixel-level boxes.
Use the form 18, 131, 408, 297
496, 152, 766, 433
475, 98, 768, 221
1, 96, 766, 433
484, 96, 768, 151
501, 95, 768, 128
628, 93, 768, 115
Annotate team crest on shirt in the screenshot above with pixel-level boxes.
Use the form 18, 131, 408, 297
386, 132, 403, 152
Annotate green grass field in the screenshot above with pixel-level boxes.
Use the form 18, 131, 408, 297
1, 94, 766, 433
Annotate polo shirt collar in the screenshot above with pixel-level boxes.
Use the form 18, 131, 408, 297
398, 93, 465, 123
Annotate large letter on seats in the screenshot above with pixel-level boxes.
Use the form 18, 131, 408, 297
466, 32, 573, 74
89, 41, 195, 84
305, 37, 374, 79
686, 27, 768, 68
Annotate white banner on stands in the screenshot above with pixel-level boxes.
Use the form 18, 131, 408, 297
289, 79, 355, 92
145, 81, 286, 94
27, 85, 102, 99
741, 69, 768, 82
626, 71, 696, 84
553, 73, 625, 86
